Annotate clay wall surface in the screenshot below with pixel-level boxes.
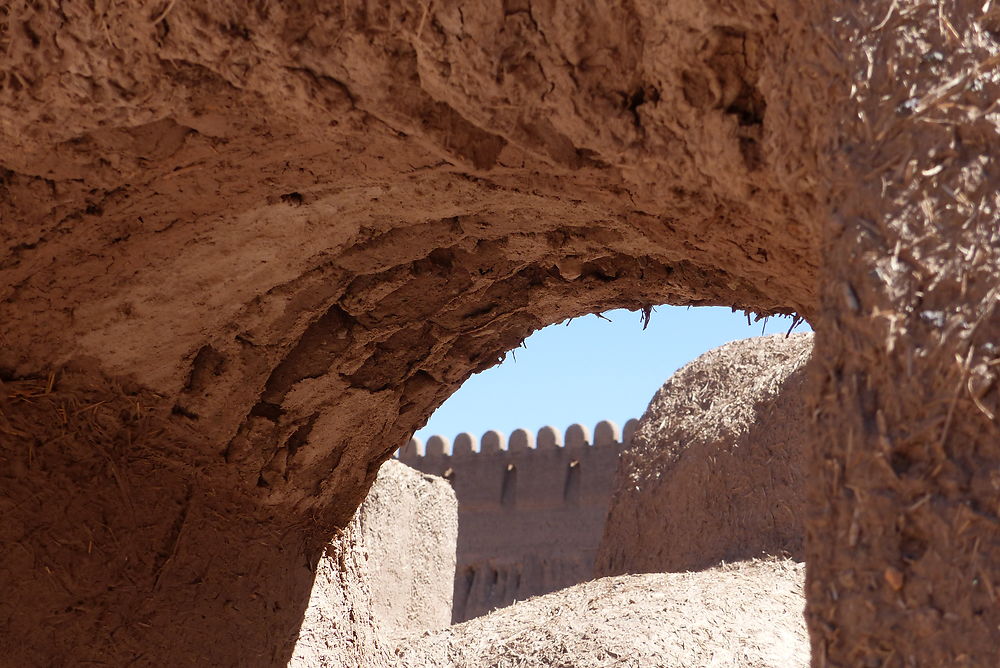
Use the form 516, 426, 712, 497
597, 333, 812, 577
400, 420, 637, 622
357, 460, 458, 637
291, 460, 457, 667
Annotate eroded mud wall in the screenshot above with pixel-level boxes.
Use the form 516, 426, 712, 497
0, 366, 322, 666
4, 0, 998, 666
597, 333, 812, 577
355, 461, 457, 636
290, 460, 456, 667
808, 2, 1000, 665
1, 2, 832, 662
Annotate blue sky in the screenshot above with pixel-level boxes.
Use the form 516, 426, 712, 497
413, 305, 809, 445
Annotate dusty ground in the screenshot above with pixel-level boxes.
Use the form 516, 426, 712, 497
598, 333, 812, 576
393, 559, 808, 668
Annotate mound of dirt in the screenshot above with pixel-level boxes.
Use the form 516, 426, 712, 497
393, 559, 807, 668
597, 333, 813, 577
291, 460, 457, 667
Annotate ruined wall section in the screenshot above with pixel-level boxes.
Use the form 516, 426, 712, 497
399, 419, 637, 622
290, 460, 456, 668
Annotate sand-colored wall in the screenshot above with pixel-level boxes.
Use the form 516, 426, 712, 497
401, 420, 635, 622
291, 460, 457, 667
359, 460, 458, 636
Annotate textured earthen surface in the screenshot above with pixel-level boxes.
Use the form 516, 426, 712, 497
597, 333, 812, 576
394, 559, 808, 668
0, 366, 320, 666
291, 460, 456, 667
1, 0, 999, 665
290, 516, 392, 668
808, 4, 1000, 666
0, 1, 830, 663
402, 426, 624, 622
0, 0, 828, 523
355, 460, 457, 637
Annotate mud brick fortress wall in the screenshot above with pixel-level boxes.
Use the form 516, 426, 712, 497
399, 419, 638, 622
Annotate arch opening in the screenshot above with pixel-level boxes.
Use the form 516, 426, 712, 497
398, 305, 811, 624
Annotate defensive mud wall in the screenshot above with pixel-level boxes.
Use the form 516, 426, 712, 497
400, 419, 638, 622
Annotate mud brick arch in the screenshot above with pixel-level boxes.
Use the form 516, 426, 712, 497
0, 1, 998, 666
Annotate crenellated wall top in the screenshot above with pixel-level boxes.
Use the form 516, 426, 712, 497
397, 419, 639, 460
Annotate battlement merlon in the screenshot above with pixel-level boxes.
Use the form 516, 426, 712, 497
397, 418, 640, 462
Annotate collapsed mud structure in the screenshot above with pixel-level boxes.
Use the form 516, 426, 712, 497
598, 333, 812, 576
1, 1, 999, 666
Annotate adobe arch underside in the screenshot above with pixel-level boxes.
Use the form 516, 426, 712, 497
1, 0, 998, 666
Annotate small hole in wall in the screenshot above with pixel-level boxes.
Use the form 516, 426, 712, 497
279, 191, 304, 206
564, 460, 581, 504
501, 463, 518, 507
458, 566, 476, 616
